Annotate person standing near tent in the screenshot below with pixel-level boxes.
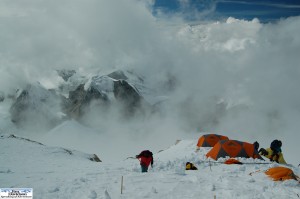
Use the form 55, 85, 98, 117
253, 141, 259, 151
136, 150, 153, 172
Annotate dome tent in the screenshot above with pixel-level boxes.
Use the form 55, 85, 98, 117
206, 140, 264, 160
265, 167, 299, 181
196, 134, 229, 148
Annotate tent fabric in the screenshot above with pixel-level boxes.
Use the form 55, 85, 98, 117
265, 167, 299, 181
261, 148, 287, 164
224, 158, 243, 165
196, 134, 229, 147
206, 140, 264, 160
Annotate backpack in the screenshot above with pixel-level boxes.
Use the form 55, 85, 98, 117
186, 162, 198, 170
139, 150, 153, 158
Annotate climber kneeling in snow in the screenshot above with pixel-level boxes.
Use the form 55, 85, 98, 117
136, 150, 153, 172
259, 139, 286, 164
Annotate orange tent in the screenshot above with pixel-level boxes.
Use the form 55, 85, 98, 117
265, 167, 299, 181
206, 140, 264, 160
224, 158, 243, 165
196, 134, 229, 147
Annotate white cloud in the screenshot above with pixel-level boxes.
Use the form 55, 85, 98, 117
1, 0, 300, 165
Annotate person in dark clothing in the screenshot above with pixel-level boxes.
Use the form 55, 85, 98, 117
136, 150, 153, 172
253, 141, 259, 151
269, 139, 282, 163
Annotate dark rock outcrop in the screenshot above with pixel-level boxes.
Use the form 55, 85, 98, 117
89, 154, 102, 162
65, 84, 109, 119
113, 80, 148, 115
107, 70, 128, 80
57, 69, 76, 81
0, 91, 4, 102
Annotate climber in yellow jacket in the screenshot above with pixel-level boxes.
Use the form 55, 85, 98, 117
259, 140, 287, 164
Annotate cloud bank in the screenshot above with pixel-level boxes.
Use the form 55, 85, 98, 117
0, 0, 299, 165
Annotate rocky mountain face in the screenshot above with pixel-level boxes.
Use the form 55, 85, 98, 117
65, 73, 151, 119
113, 79, 150, 115
7, 69, 247, 134
57, 69, 76, 82
65, 83, 110, 119
9, 83, 64, 130
9, 70, 152, 129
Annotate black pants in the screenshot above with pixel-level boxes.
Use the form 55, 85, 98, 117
141, 165, 148, 172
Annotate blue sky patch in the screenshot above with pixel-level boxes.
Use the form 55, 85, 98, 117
153, 0, 300, 22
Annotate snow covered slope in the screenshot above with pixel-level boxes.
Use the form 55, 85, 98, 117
1, 135, 299, 199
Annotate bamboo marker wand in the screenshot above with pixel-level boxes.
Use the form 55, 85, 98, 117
121, 176, 124, 194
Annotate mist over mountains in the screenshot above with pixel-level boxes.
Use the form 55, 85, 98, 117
0, 0, 299, 165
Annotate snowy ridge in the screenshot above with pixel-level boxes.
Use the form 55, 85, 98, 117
84, 75, 116, 101
0, 134, 101, 173
83, 70, 163, 105
85, 76, 115, 93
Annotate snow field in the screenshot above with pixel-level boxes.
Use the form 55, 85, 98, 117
2, 135, 299, 199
